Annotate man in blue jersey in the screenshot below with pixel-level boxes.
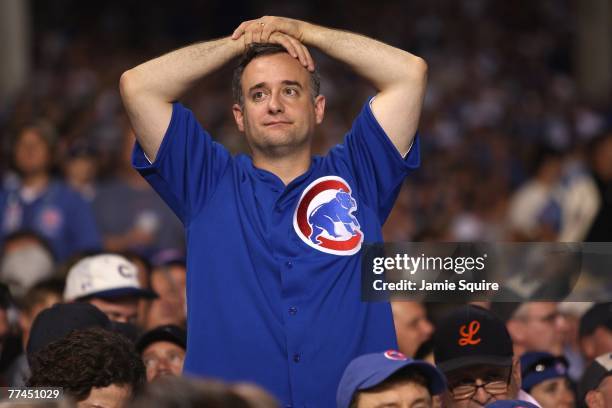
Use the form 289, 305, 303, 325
120, 16, 427, 407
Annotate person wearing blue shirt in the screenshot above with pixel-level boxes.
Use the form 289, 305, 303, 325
0, 122, 101, 261
120, 16, 427, 407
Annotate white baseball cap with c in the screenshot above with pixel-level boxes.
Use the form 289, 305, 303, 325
64, 253, 157, 301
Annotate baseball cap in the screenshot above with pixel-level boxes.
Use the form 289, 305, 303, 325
520, 352, 569, 392
433, 305, 513, 373
64, 254, 157, 301
336, 350, 447, 408
578, 353, 612, 402
579, 303, 612, 338
485, 400, 539, 408
27, 302, 111, 361
136, 324, 187, 353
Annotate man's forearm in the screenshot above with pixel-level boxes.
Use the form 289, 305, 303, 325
123, 36, 241, 103
302, 24, 427, 92
120, 37, 242, 160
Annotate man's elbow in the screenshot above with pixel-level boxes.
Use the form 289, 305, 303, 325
119, 69, 140, 101
404, 55, 428, 83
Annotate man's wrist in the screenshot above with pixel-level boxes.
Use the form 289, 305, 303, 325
224, 36, 245, 57
300, 22, 322, 47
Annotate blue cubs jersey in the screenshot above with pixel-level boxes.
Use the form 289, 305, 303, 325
0, 180, 101, 261
133, 100, 420, 407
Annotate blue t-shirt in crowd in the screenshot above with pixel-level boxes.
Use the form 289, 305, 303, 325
133, 100, 420, 407
0, 180, 101, 261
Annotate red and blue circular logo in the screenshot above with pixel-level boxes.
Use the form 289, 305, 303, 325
384, 350, 408, 361
293, 176, 363, 256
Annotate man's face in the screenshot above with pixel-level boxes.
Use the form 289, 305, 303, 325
510, 302, 565, 354
355, 381, 432, 408
142, 340, 185, 382
88, 297, 139, 324
582, 327, 612, 361
232, 52, 325, 157
145, 266, 187, 329
586, 376, 612, 408
444, 365, 513, 408
530, 377, 575, 408
392, 302, 434, 357
77, 384, 131, 408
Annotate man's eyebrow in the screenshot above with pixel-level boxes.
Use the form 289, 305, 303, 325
248, 82, 267, 94
282, 80, 303, 88
410, 397, 431, 407
248, 80, 304, 94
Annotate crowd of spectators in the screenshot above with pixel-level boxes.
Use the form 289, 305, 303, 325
0, 0, 610, 407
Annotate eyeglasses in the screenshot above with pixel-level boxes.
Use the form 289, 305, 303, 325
450, 371, 512, 400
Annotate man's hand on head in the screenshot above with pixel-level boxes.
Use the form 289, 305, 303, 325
232, 16, 306, 43
231, 17, 315, 71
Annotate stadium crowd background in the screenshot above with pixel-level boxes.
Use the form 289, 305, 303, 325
0, 0, 611, 407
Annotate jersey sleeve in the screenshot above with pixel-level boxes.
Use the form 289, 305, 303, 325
326, 99, 420, 224
132, 102, 232, 225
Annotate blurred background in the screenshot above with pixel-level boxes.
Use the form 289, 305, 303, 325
0, 0, 610, 397
1, 0, 611, 259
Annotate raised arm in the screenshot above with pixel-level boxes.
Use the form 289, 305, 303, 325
119, 38, 243, 160
233, 17, 428, 155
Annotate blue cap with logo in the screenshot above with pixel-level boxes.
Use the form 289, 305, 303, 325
336, 350, 447, 408
520, 351, 569, 392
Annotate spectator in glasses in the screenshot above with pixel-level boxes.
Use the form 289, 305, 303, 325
433, 305, 540, 408
136, 324, 186, 382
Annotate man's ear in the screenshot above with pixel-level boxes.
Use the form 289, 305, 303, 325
585, 389, 603, 408
314, 95, 326, 125
232, 104, 245, 132
506, 319, 524, 344
581, 336, 595, 360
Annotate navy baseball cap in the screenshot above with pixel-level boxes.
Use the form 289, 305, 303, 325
433, 305, 513, 373
136, 324, 187, 353
485, 400, 539, 408
520, 352, 569, 392
27, 302, 111, 362
336, 350, 447, 408
578, 353, 612, 403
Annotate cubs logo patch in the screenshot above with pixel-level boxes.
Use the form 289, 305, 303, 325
384, 350, 407, 361
38, 207, 63, 236
293, 176, 363, 256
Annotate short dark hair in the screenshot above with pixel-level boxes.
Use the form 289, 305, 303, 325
17, 278, 64, 313
232, 43, 320, 106
349, 367, 430, 408
27, 327, 146, 402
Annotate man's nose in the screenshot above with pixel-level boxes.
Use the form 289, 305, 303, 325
472, 386, 492, 405
267, 91, 284, 113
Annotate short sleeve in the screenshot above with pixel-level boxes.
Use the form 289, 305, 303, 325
326, 100, 420, 223
132, 102, 232, 225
